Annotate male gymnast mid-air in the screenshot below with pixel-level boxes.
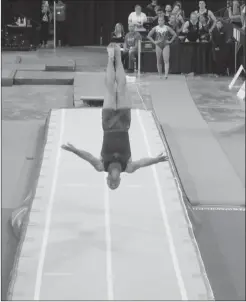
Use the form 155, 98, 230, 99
61, 43, 168, 190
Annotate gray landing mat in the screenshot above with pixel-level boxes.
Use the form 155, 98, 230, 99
73, 72, 106, 106
45, 59, 75, 71
150, 75, 245, 206
1, 69, 17, 87
2, 55, 21, 64
14, 71, 74, 85
191, 209, 245, 300
15, 64, 46, 71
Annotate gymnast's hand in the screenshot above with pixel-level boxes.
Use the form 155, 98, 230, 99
157, 152, 169, 162
61, 142, 75, 152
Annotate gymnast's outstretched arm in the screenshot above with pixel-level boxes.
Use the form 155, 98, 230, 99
125, 153, 169, 173
61, 143, 104, 172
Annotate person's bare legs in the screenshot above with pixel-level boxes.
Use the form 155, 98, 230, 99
114, 45, 132, 109
156, 45, 163, 78
103, 43, 117, 110
163, 45, 170, 79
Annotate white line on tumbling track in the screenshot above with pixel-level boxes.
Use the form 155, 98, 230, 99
135, 83, 214, 299
136, 109, 188, 300
104, 175, 114, 300
101, 109, 114, 301
43, 273, 73, 276
34, 109, 65, 300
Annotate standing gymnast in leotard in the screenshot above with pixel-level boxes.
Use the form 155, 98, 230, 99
61, 43, 168, 190
147, 16, 177, 79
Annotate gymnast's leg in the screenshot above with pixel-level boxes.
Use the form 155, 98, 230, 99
103, 43, 117, 110
115, 45, 132, 109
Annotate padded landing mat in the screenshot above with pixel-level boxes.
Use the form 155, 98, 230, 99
74, 72, 106, 105
14, 71, 74, 85
1, 69, 17, 87
8, 108, 213, 300
14, 64, 46, 71
149, 75, 245, 206
2, 55, 21, 64
193, 209, 245, 300
45, 60, 75, 71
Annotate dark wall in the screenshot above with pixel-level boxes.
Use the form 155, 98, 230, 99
1, 0, 41, 26
65, 0, 226, 46
65, 0, 146, 46
2, 0, 227, 45
66, 1, 95, 45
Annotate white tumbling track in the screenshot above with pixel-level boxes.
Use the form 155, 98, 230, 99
9, 108, 214, 300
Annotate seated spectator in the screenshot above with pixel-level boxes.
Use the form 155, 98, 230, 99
146, 0, 158, 17
152, 7, 165, 26
168, 14, 182, 34
128, 5, 147, 30
123, 23, 142, 72
172, 3, 185, 28
182, 12, 200, 42
111, 23, 125, 64
173, 1, 185, 18
111, 23, 125, 46
228, 0, 243, 26
241, 4, 245, 29
224, 1, 235, 19
199, 15, 211, 42
211, 19, 230, 75
195, 0, 216, 33
164, 4, 173, 24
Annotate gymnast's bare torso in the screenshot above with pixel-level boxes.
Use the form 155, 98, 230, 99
62, 43, 168, 190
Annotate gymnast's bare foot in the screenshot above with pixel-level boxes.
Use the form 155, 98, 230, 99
107, 43, 115, 59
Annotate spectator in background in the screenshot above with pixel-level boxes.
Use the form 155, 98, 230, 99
40, 4, 50, 47
228, 0, 243, 26
195, 1, 216, 33
152, 7, 164, 26
164, 4, 173, 24
111, 23, 125, 46
123, 23, 142, 72
172, 3, 185, 28
224, 1, 234, 19
168, 14, 182, 34
182, 12, 200, 42
211, 19, 230, 76
56, 0, 67, 46
111, 23, 125, 64
147, 16, 177, 79
128, 5, 147, 29
146, 0, 158, 17
154, 5, 161, 13
241, 4, 245, 29
199, 14, 211, 42
173, 1, 185, 18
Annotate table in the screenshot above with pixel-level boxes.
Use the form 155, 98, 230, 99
139, 41, 218, 74
4, 25, 39, 49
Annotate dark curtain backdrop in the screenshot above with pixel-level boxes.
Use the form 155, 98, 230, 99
1, 0, 41, 27
66, 1, 95, 45
2, 0, 227, 46
65, 0, 226, 46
